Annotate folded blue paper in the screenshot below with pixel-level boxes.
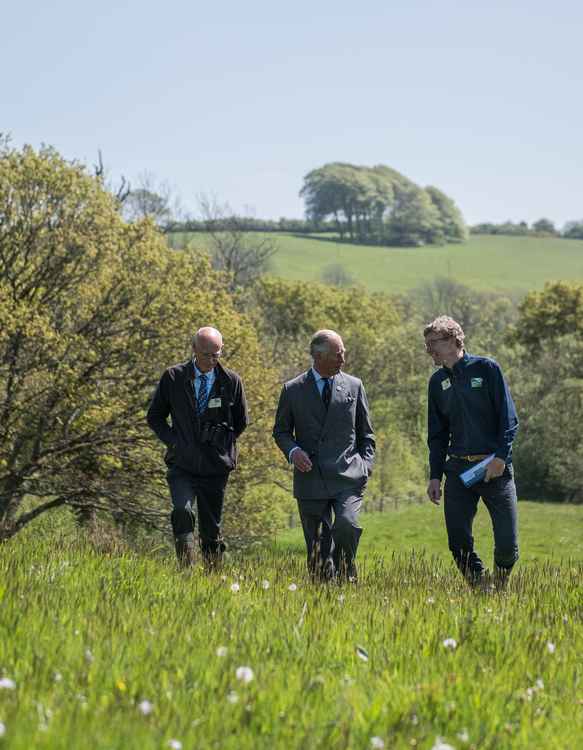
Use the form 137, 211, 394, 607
459, 454, 496, 487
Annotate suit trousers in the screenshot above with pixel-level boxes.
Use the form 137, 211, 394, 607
167, 465, 228, 559
297, 482, 364, 578
444, 459, 519, 578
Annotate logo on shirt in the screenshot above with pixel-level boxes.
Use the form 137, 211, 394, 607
441, 378, 451, 391
471, 377, 483, 388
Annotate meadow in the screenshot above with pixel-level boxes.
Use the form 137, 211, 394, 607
168, 232, 583, 294
1, 502, 582, 749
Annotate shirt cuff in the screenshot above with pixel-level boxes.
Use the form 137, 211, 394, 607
288, 446, 300, 463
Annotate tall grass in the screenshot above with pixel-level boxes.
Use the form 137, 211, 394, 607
1, 503, 582, 749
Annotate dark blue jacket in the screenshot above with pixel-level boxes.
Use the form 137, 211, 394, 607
427, 352, 518, 480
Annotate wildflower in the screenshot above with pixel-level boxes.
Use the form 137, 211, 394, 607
168, 740, 182, 750
356, 645, 369, 662
261, 580, 270, 590
431, 738, 456, 750
54, 672, 63, 683
562, 615, 568, 623
85, 648, 94, 663
115, 679, 127, 692
338, 594, 345, 603
235, 666, 254, 684
0, 722, 5, 737
0, 678, 16, 690
288, 583, 298, 592
138, 700, 154, 716
230, 582, 240, 593
535, 678, 544, 690
443, 638, 458, 650
546, 641, 556, 654
370, 737, 385, 749
216, 646, 228, 657
426, 596, 435, 604
226, 690, 239, 704
457, 729, 469, 743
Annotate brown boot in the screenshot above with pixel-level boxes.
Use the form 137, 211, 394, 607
175, 536, 196, 568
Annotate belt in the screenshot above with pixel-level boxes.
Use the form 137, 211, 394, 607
449, 454, 490, 462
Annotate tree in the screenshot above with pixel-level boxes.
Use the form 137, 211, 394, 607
197, 195, 278, 292
563, 220, 583, 239
425, 186, 468, 243
512, 281, 583, 351
0, 145, 281, 541
122, 171, 181, 228
532, 217, 557, 235
385, 185, 441, 246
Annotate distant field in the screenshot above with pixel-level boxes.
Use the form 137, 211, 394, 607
169, 232, 583, 294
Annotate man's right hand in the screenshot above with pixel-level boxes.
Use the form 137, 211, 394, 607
427, 479, 442, 505
292, 449, 313, 473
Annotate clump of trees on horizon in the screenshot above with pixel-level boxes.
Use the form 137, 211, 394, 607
300, 162, 468, 247
471, 218, 583, 239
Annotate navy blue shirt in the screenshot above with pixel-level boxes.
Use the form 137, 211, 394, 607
427, 352, 519, 480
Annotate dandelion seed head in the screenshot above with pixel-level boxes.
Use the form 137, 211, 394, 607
338, 594, 345, 603
235, 666, 254, 684
457, 729, 469, 743
138, 700, 153, 715
288, 583, 298, 591
54, 672, 63, 683
167, 740, 182, 749
535, 678, 544, 690
261, 580, 270, 590
546, 641, 556, 654
0, 722, 5, 738
230, 582, 240, 593
84, 648, 94, 663
0, 678, 16, 690
227, 690, 239, 704
426, 596, 435, 604
370, 737, 385, 749
216, 646, 228, 657
443, 638, 458, 650
431, 738, 456, 750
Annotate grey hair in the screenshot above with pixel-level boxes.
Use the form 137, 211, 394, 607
423, 316, 465, 348
309, 329, 338, 357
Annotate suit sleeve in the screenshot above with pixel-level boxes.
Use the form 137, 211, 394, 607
232, 375, 249, 438
489, 362, 519, 462
272, 384, 298, 460
146, 371, 176, 448
355, 382, 375, 476
427, 380, 449, 481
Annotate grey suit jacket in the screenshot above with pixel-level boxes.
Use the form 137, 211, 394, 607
273, 369, 375, 500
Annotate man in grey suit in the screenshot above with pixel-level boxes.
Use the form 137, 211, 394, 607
273, 329, 375, 581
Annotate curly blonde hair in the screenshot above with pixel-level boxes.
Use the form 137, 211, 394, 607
423, 316, 465, 348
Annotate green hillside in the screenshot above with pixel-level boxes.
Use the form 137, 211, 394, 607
172, 232, 583, 294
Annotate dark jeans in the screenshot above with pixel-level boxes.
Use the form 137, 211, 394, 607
166, 465, 228, 559
444, 459, 519, 579
298, 484, 364, 579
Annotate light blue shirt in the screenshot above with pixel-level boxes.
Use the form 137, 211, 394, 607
288, 368, 333, 463
193, 361, 216, 405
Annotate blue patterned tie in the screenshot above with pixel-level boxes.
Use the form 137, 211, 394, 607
197, 373, 208, 415
322, 378, 331, 409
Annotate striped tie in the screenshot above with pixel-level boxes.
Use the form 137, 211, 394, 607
197, 373, 208, 415
322, 378, 331, 409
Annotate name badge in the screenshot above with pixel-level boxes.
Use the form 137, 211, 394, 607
441, 378, 451, 391
208, 397, 222, 408
471, 378, 483, 388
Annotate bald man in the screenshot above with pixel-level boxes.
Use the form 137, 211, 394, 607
273, 330, 375, 582
147, 327, 248, 568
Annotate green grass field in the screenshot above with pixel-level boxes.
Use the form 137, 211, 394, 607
170, 232, 583, 294
1, 502, 582, 749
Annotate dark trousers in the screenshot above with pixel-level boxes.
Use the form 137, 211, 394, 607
167, 465, 228, 559
297, 485, 363, 579
444, 459, 519, 579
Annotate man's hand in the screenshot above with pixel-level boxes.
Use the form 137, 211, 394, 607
292, 449, 313, 473
427, 479, 442, 505
484, 457, 506, 482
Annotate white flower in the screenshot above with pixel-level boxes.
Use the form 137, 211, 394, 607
457, 728, 470, 742
356, 645, 369, 662
261, 580, 270, 590
426, 596, 435, 604
54, 672, 63, 683
0, 722, 5, 737
138, 700, 154, 716
562, 614, 568, 623
235, 666, 254, 684
370, 737, 385, 749
546, 641, 556, 654
230, 582, 240, 593
167, 740, 182, 750
227, 690, 239, 704
431, 738, 456, 750
0, 678, 16, 690
535, 678, 544, 690
338, 594, 345, 603
288, 583, 298, 592
84, 648, 94, 663
216, 646, 228, 657
443, 638, 458, 650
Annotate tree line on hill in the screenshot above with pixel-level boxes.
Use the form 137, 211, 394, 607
470, 218, 583, 239
1, 142, 582, 547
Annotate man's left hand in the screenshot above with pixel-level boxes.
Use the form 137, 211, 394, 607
484, 457, 506, 482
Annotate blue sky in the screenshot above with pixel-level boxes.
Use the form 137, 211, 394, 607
4, 0, 582, 226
